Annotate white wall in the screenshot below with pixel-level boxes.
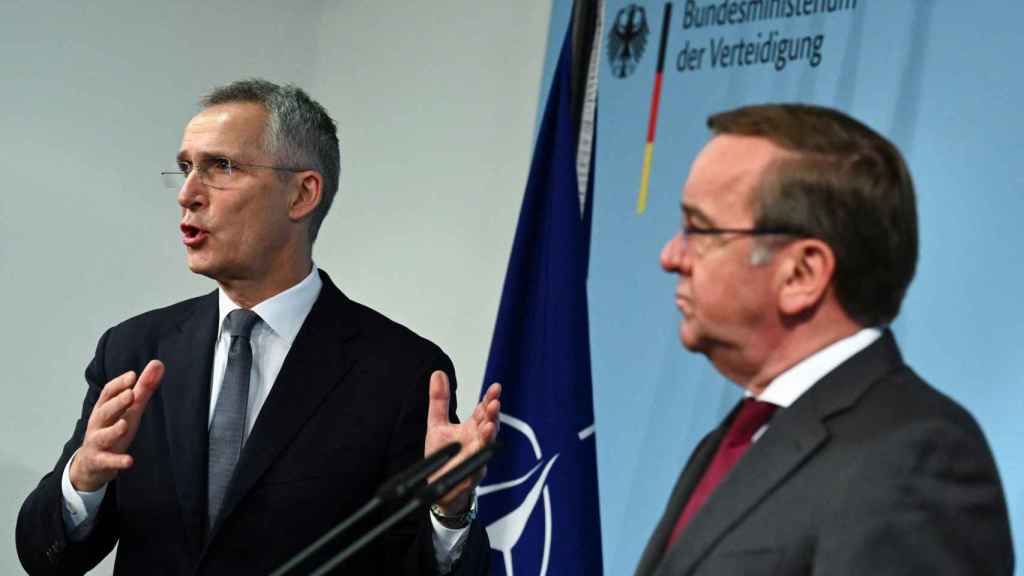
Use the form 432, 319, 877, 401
0, 1, 550, 573
307, 0, 551, 418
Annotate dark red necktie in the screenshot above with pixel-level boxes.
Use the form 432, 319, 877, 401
665, 398, 778, 551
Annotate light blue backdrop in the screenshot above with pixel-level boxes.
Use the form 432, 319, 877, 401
540, 2, 1022, 574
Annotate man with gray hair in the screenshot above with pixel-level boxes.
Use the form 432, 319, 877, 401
17, 78, 499, 575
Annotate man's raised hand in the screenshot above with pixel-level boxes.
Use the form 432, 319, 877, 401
69, 359, 164, 492
424, 370, 501, 515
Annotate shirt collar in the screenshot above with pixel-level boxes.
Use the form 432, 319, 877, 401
754, 327, 883, 408
217, 265, 323, 344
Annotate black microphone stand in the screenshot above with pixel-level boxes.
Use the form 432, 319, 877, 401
268, 442, 462, 576
306, 442, 500, 576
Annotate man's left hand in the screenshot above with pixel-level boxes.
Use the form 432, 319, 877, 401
424, 370, 501, 516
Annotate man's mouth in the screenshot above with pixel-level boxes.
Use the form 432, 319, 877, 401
180, 223, 209, 247
675, 291, 692, 316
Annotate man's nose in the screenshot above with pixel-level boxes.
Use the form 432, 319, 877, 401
660, 233, 682, 272
660, 232, 693, 275
177, 170, 205, 210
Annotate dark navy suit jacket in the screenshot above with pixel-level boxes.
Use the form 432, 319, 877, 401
17, 270, 489, 575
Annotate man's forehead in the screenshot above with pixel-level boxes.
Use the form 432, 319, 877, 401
682, 134, 787, 220
700, 132, 783, 164
179, 102, 266, 157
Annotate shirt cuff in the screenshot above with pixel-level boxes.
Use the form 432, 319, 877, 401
429, 495, 475, 574
61, 450, 107, 541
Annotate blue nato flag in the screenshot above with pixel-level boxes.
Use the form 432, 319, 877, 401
475, 14, 604, 576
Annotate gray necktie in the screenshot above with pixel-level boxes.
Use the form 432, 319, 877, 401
207, 308, 261, 533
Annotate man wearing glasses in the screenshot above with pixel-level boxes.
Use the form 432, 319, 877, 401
17, 79, 499, 575
634, 104, 1014, 575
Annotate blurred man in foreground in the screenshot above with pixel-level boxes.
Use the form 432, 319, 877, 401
635, 104, 1013, 575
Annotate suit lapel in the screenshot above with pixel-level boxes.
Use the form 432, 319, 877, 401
156, 291, 218, 560
634, 424, 727, 576
657, 408, 828, 575
655, 331, 905, 575
205, 273, 359, 545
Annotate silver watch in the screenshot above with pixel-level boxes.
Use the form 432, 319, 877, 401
430, 501, 477, 528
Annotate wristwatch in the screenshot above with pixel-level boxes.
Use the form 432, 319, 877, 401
430, 496, 478, 529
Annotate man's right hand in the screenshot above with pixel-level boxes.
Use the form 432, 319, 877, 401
69, 359, 164, 492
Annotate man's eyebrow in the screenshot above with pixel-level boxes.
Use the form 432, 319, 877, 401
175, 150, 233, 164
681, 202, 713, 226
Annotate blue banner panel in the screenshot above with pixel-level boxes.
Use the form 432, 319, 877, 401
575, 1, 1024, 574
476, 14, 604, 576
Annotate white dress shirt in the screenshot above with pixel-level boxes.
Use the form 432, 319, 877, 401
207, 265, 322, 438
749, 327, 883, 441
61, 266, 468, 568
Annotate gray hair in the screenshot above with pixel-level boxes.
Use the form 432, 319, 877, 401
201, 78, 341, 242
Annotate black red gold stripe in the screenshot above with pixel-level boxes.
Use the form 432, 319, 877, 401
638, 2, 673, 214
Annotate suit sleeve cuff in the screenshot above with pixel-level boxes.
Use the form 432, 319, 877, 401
430, 513, 471, 574
429, 492, 478, 574
60, 450, 107, 541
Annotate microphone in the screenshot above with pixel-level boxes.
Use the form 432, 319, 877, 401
418, 441, 500, 503
305, 442, 501, 576
376, 441, 462, 501
269, 442, 461, 576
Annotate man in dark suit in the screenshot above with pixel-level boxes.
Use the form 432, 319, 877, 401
635, 104, 1014, 575
17, 79, 500, 575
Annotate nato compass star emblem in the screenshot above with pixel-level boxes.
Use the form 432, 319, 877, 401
607, 3, 649, 79
478, 413, 596, 575
478, 414, 560, 575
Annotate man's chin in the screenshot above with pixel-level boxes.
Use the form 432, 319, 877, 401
185, 255, 218, 280
679, 323, 702, 352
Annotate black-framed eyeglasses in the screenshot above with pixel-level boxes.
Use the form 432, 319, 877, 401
681, 224, 809, 257
160, 157, 310, 190
683, 224, 808, 238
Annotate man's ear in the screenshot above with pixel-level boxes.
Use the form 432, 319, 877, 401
289, 171, 322, 222
776, 238, 835, 316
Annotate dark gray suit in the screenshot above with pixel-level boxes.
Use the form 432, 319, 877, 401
635, 332, 1014, 575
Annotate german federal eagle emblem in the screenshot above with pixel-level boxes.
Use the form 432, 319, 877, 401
607, 4, 649, 79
